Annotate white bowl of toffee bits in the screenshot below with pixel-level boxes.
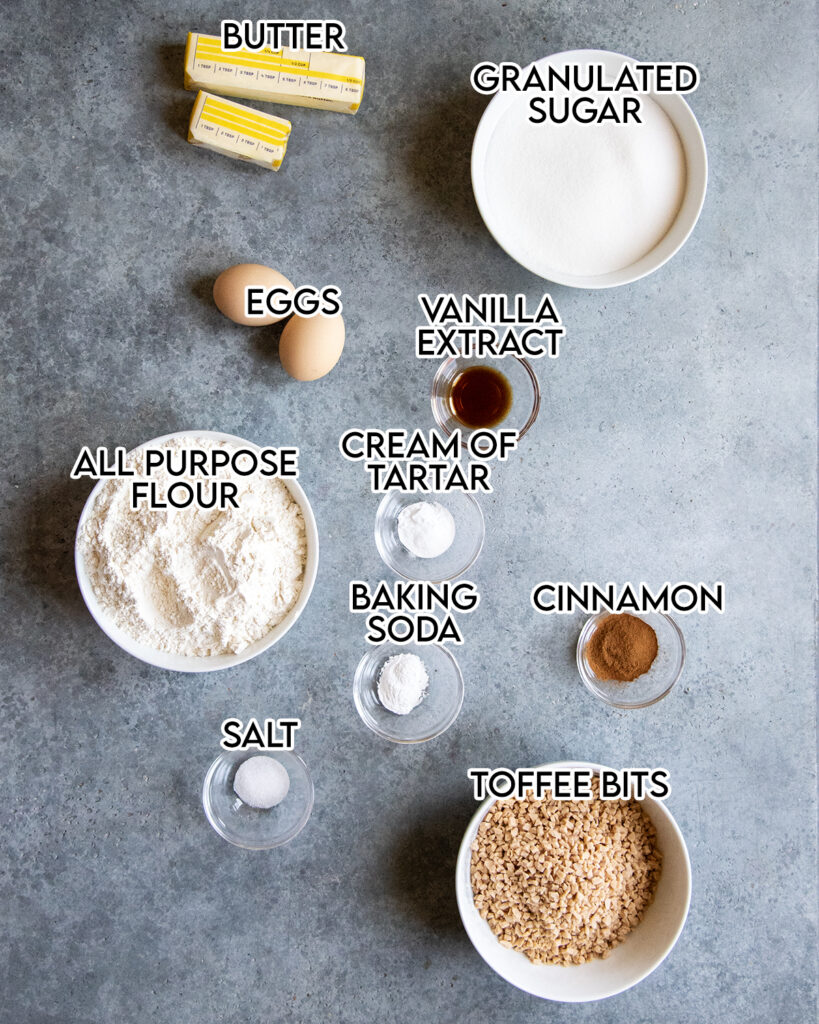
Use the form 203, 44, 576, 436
576, 612, 685, 709
456, 761, 692, 1001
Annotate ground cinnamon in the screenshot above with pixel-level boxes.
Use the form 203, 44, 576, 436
586, 613, 658, 682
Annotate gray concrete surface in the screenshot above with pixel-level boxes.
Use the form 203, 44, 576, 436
1, 1, 816, 1021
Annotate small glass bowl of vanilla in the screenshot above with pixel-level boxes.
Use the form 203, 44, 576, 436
431, 356, 541, 453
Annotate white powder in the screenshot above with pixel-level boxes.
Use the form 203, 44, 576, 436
377, 653, 429, 715
397, 501, 456, 559
233, 756, 290, 809
78, 436, 306, 657
484, 90, 686, 277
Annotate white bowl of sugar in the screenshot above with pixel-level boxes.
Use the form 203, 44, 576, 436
471, 49, 708, 288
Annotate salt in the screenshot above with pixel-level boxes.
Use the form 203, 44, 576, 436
484, 87, 686, 277
233, 755, 290, 809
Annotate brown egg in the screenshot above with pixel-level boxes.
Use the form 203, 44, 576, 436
279, 312, 345, 381
213, 263, 295, 326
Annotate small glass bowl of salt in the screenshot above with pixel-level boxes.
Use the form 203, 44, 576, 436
202, 750, 314, 849
374, 492, 485, 582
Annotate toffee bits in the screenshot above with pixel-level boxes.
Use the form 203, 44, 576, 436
586, 613, 658, 682
470, 781, 662, 966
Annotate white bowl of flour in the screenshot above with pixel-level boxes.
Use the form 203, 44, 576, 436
75, 430, 319, 672
472, 49, 708, 288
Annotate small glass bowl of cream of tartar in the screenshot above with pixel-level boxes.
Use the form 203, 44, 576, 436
202, 750, 314, 849
374, 492, 485, 582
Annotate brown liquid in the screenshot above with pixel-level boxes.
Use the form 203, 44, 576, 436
448, 366, 513, 429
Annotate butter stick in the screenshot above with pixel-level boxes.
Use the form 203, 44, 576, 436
184, 33, 365, 114
187, 91, 291, 170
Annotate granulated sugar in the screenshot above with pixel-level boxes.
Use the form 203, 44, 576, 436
78, 436, 306, 657
484, 92, 686, 277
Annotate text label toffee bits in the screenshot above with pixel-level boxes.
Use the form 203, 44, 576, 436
416, 293, 564, 360
339, 428, 517, 493
531, 580, 725, 614
470, 60, 699, 125
71, 445, 299, 511
468, 767, 671, 801
350, 580, 480, 645
221, 718, 301, 750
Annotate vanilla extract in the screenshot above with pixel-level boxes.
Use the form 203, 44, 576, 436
448, 365, 513, 429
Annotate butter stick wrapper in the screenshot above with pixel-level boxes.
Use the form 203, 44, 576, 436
187, 91, 291, 170
184, 32, 365, 114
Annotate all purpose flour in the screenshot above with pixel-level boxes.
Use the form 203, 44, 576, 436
78, 437, 307, 657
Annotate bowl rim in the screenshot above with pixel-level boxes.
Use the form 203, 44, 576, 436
373, 492, 486, 583
576, 611, 686, 708
202, 750, 314, 850
455, 759, 692, 1001
471, 48, 709, 289
74, 429, 319, 673
352, 642, 465, 744
430, 355, 541, 447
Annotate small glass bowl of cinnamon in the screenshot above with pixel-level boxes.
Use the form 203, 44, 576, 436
576, 612, 685, 709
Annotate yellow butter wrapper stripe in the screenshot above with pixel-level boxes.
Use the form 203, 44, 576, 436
187, 91, 291, 170
184, 32, 365, 114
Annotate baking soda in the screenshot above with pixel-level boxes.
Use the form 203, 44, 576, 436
377, 653, 429, 715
